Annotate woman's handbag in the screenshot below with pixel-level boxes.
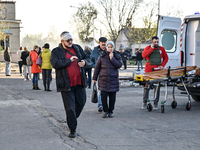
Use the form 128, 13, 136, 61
36, 56, 42, 67
91, 83, 98, 103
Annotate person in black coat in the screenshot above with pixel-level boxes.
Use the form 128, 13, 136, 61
21, 47, 32, 81
84, 46, 92, 88
120, 49, 128, 69
93, 41, 122, 118
136, 48, 143, 71
50, 31, 90, 138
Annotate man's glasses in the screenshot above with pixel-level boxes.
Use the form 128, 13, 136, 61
67, 39, 73, 43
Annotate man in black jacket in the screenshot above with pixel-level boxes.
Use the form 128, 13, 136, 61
120, 49, 128, 69
136, 48, 143, 71
50, 31, 90, 138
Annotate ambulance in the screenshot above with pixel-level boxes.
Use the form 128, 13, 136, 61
157, 13, 200, 101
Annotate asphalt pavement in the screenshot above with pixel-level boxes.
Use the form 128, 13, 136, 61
0, 64, 200, 150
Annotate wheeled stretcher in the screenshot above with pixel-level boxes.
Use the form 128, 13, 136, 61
134, 66, 197, 113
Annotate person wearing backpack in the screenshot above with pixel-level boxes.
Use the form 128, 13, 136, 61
21, 47, 32, 81
30, 45, 42, 90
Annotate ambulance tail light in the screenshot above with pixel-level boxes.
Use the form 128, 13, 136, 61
180, 51, 184, 66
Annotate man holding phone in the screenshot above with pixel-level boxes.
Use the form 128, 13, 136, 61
50, 31, 90, 138
141, 36, 168, 110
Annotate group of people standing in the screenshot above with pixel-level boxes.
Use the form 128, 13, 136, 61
5, 44, 53, 92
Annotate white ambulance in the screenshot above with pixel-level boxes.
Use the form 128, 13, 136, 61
157, 13, 200, 101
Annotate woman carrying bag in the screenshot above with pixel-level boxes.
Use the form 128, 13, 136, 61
93, 41, 122, 118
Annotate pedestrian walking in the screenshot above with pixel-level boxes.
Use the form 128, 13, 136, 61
84, 46, 92, 88
93, 41, 122, 118
136, 48, 143, 71
30, 45, 42, 90
40, 43, 52, 91
4, 46, 11, 76
50, 31, 90, 138
120, 49, 128, 69
90, 37, 107, 113
21, 47, 32, 81
16, 47, 24, 76
141, 36, 168, 110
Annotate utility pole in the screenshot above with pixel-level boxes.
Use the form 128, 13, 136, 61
92, 11, 97, 49
158, 0, 160, 16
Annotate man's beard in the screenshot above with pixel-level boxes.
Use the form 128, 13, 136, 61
64, 43, 72, 49
66, 46, 72, 49
154, 45, 158, 48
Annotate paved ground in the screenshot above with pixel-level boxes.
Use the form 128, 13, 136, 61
0, 63, 200, 150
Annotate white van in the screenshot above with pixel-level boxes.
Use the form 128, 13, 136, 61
157, 14, 200, 101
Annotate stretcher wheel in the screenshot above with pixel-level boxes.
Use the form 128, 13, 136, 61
171, 101, 177, 109
147, 103, 152, 111
161, 105, 164, 113
186, 102, 191, 111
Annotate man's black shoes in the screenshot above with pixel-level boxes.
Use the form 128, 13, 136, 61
68, 131, 76, 138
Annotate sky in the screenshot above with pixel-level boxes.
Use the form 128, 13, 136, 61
14, 0, 200, 41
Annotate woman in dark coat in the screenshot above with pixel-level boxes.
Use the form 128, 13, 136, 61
4, 46, 11, 76
93, 41, 122, 118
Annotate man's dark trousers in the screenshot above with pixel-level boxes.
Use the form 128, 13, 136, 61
84, 68, 92, 88
61, 85, 86, 133
123, 61, 127, 69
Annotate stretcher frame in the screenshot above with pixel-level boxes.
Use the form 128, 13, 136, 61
135, 66, 195, 113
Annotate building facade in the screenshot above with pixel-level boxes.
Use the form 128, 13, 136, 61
0, 1, 21, 53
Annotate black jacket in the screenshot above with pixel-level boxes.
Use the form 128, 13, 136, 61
4, 51, 11, 62
136, 51, 143, 61
21, 51, 30, 65
120, 52, 128, 61
50, 44, 91, 92
84, 49, 93, 69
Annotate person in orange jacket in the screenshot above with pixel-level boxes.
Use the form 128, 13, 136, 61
141, 36, 169, 110
30, 45, 42, 90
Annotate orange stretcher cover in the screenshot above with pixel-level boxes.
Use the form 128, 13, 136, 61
135, 66, 197, 81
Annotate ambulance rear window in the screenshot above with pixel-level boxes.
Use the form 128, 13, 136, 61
161, 30, 177, 53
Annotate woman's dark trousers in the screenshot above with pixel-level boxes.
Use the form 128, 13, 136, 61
18, 61, 23, 74
101, 91, 116, 113
42, 69, 52, 90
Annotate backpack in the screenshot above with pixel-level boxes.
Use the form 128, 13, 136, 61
26, 55, 33, 66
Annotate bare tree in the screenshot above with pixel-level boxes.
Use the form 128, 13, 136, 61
97, 0, 143, 42
166, 5, 184, 18
0, 4, 10, 50
73, 2, 97, 42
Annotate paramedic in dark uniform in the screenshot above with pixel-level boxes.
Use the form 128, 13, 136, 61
141, 36, 169, 110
